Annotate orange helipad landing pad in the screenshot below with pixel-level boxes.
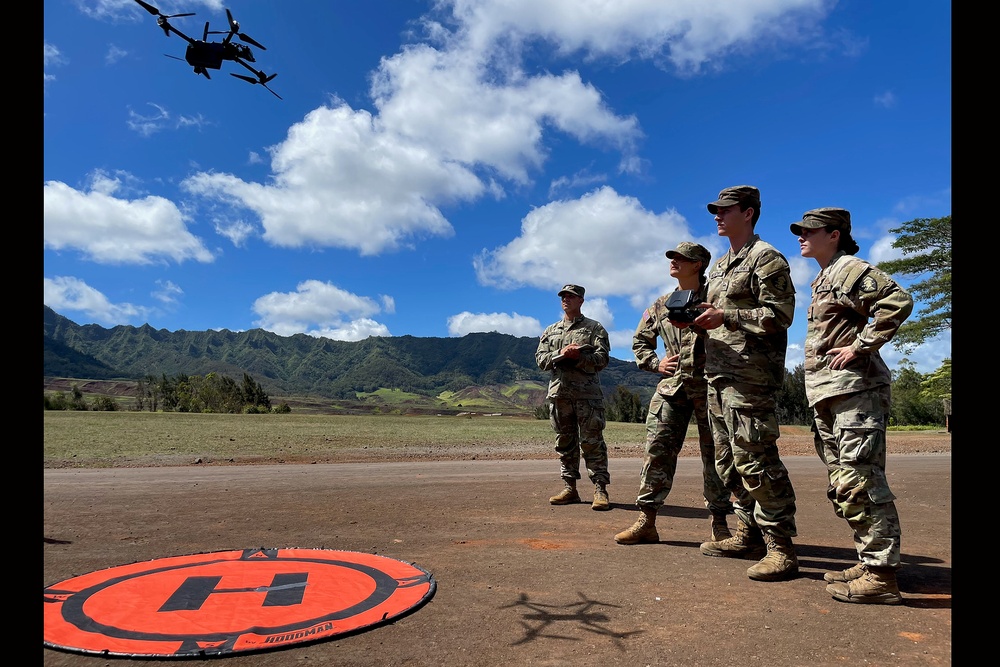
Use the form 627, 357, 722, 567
43, 548, 436, 658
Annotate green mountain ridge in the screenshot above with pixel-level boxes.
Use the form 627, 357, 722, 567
43, 306, 658, 412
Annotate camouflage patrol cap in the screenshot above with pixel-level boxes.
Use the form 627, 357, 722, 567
790, 207, 851, 236
707, 185, 761, 213
557, 284, 585, 298
665, 241, 711, 265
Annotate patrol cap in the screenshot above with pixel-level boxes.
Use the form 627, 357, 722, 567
557, 284, 585, 298
665, 241, 711, 265
790, 207, 852, 236
707, 185, 761, 214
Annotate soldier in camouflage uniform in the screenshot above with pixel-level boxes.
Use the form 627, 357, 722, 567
792, 207, 913, 605
690, 185, 800, 582
535, 284, 613, 511
614, 242, 734, 545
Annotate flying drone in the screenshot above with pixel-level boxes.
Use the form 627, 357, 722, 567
133, 0, 281, 99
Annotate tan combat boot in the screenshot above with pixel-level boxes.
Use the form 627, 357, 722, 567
615, 508, 658, 544
700, 519, 765, 559
592, 483, 610, 511
710, 512, 732, 542
826, 565, 902, 605
549, 480, 580, 505
824, 562, 867, 583
747, 532, 799, 581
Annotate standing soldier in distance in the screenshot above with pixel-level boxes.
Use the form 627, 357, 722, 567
792, 207, 913, 604
615, 242, 734, 545
535, 284, 613, 511
691, 185, 800, 582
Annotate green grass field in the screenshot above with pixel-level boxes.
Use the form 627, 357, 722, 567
43, 411, 665, 468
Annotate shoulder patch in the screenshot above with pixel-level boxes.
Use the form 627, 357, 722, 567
770, 273, 789, 292
859, 275, 878, 293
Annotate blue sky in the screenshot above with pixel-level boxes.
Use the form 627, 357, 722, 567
44, 0, 951, 374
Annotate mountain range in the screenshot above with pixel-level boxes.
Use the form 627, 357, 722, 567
43, 306, 658, 413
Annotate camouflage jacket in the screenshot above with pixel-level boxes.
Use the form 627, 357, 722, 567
804, 251, 913, 405
633, 287, 708, 398
704, 234, 795, 388
535, 314, 610, 400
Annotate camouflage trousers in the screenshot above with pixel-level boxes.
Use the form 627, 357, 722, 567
812, 387, 901, 568
549, 397, 610, 485
707, 379, 798, 538
636, 387, 732, 514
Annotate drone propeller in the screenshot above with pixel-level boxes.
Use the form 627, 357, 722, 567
134, 0, 194, 20
226, 8, 267, 50
231, 72, 282, 100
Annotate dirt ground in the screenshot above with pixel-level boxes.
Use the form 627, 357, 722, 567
43, 432, 952, 666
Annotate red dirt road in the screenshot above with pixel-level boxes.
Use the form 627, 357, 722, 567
44, 450, 951, 666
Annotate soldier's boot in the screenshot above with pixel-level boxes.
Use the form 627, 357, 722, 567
592, 483, 611, 511
699, 519, 766, 559
710, 511, 732, 542
747, 532, 799, 581
826, 565, 902, 605
614, 508, 658, 544
549, 480, 580, 505
823, 562, 867, 584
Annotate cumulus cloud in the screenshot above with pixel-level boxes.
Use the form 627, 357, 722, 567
447, 311, 542, 337
44, 276, 150, 325
474, 185, 722, 309
252, 280, 391, 340
43, 170, 214, 265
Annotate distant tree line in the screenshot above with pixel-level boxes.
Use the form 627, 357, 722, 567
599, 360, 949, 427
44, 372, 290, 414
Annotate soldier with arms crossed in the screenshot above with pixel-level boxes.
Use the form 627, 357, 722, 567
792, 207, 913, 604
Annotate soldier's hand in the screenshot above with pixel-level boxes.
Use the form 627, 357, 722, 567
692, 303, 723, 330
826, 346, 857, 370
657, 354, 680, 376
560, 344, 582, 359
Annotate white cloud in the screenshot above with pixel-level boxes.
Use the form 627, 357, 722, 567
152, 279, 183, 305
785, 342, 804, 371
126, 104, 210, 136
167, 1, 835, 260
580, 296, 614, 330
881, 330, 951, 375
105, 44, 127, 65
788, 255, 815, 311
252, 280, 391, 340
182, 103, 479, 255
213, 218, 256, 247
44, 276, 150, 325
126, 103, 170, 137
43, 170, 214, 265
474, 186, 722, 309
44, 41, 65, 67
608, 328, 637, 361
44, 41, 66, 87
308, 320, 391, 342
447, 311, 542, 336
867, 234, 906, 265
437, 0, 832, 74
874, 90, 896, 109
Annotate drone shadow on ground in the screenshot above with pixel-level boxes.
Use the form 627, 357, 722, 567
500, 591, 642, 647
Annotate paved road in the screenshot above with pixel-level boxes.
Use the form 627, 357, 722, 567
44, 455, 952, 666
